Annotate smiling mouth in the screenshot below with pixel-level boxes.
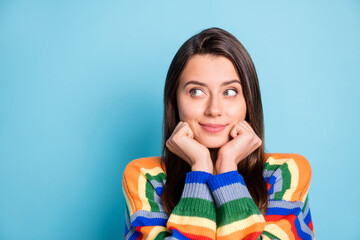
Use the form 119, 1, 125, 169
200, 123, 227, 133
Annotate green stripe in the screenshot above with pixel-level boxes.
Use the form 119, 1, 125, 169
145, 181, 160, 212
302, 194, 309, 212
172, 197, 216, 221
217, 198, 261, 227
125, 204, 130, 216
263, 162, 281, 171
145, 172, 166, 183
274, 163, 291, 200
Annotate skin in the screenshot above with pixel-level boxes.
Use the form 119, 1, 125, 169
166, 54, 262, 175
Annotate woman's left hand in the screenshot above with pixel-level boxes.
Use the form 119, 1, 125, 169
215, 120, 262, 174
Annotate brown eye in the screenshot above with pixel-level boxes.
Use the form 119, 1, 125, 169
224, 89, 237, 96
190, 88, 204, 96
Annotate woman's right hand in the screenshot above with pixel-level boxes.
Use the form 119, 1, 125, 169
166, 121, 213, 173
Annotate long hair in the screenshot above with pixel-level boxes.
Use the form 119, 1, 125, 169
161, 27, 268, 215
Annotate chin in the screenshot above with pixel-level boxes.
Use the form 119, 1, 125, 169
197, 137, 229, 149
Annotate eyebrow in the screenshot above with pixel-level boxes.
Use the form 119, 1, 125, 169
183, 79, 241, 89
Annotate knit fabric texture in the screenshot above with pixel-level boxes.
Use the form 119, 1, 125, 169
122, 153, 315, 240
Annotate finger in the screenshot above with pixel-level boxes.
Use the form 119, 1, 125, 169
172, 121, 186, 136
231, 123, 246, 138
230, 125, 238, 138
242, 121, 261, 144
241, 122, 262, 148
169, 121, 194, 145
180, 122, 194, 138
237, 121, 252, 133
242, 121, 256, 134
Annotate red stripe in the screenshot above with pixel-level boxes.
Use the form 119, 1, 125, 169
308, 219, 314, 232
265, 214, 301, 239
185, 233, 213, 240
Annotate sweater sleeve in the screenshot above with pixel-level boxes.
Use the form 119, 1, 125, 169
207, 154, 315, 240
122, 159, 216, 240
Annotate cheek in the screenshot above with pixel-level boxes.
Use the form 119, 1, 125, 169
177, 100, 203, 121
178, 107, 200, 121
228, 101, 247, 121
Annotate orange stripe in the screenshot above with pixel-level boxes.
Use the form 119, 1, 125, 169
288, 154, 311, 201
266, 220, 295, 240
122, 174, 138, 214
129, 156, 164, 170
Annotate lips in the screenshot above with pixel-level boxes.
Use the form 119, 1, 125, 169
200, 123, 226, 133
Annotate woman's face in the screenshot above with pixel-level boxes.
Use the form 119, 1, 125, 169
176, 54, 247, 148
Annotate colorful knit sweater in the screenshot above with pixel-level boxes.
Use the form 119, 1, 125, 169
122, 153, 314, 239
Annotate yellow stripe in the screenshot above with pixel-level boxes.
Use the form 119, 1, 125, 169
283, 159, 299, 201
217, 214, 264, 237
267, 157, 300, 201
147, 226, 169, 239
138, 173, 151, 211
301, 186, 310, 203
123, 188, 134, 215
141, 167, 164, 176
267, 156, 289, 166
122, 178, 135, 215
261, 235, 271, 240
137, 167, 164, 212
168, 214, 216, 230
138, 167, 164, 212
264, 223, 288, 239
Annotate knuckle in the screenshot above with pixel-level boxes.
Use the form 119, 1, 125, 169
172, 135, 180, 142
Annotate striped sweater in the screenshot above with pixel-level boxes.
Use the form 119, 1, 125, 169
122, 153, 315, 239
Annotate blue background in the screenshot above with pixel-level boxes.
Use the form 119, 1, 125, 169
1, 1, 359, 239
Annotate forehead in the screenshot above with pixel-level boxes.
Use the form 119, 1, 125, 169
179, 54, 240, 86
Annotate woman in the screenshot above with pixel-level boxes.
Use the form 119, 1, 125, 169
122, 27, 315, 239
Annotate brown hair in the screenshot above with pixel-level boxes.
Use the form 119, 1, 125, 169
161, 27, 268, 215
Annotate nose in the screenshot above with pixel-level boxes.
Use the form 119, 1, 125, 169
205, 95, 222, 117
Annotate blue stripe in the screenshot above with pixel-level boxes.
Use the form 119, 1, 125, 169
208, 171, 245, 191
304, 209, 312, 225
132, 216, 167, 227
294, 218, 313, 240
264, 175, 276, 194
266, 206, 301, 216
124, 222, 129, 236
172, 229, 192, 240
155, 186, 163, 196
185, 171, 212, 184
128, 231, 140, 240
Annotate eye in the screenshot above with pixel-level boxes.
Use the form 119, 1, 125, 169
223, 89, 237, 96
189, 88, 205, 96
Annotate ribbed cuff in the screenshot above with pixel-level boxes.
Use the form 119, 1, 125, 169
173, 171, 216, 219
185, 171, 213, 184
208, 170, 245, 191
208, 171, 255, 209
